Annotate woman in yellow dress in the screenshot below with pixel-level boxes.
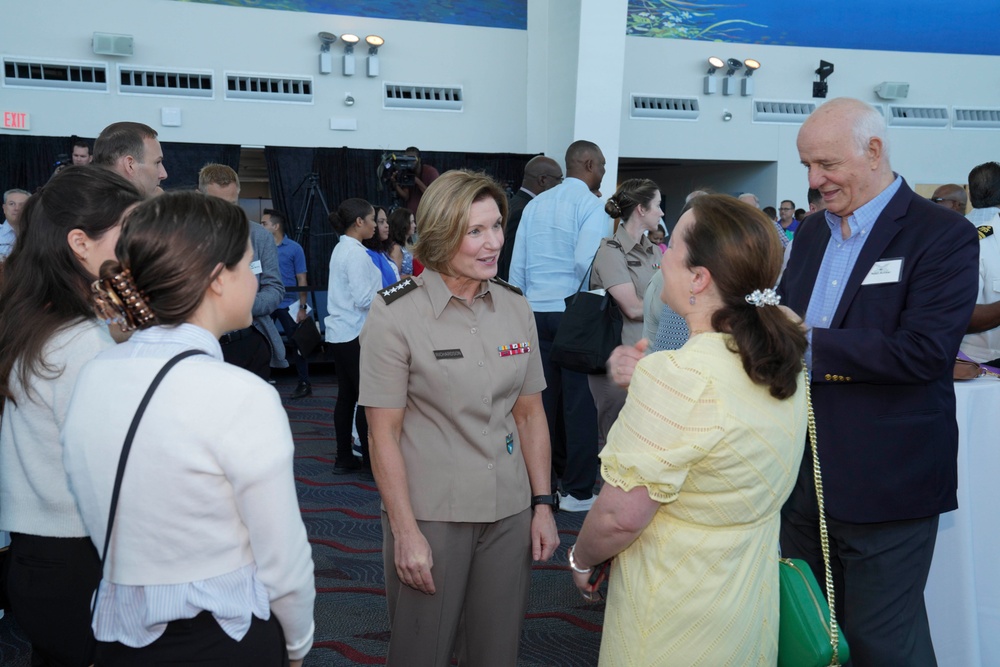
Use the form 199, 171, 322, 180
569, 194, 808, 666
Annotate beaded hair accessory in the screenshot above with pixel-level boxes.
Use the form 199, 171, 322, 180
745, 287, 781, 308
92, 268, 156, 332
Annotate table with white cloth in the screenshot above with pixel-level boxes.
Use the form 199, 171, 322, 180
926, 376, 1000, 667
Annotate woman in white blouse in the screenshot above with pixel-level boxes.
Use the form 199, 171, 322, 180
61, 191, 315, 666
0, 166, 143, 666
325, 198, 382, 476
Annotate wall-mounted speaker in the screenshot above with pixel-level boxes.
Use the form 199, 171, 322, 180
93, 33, 134, 57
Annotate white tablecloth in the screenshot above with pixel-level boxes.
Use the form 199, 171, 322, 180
926, 377, 1000, 667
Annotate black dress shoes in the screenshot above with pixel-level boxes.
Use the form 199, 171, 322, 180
290, 381, 312, 399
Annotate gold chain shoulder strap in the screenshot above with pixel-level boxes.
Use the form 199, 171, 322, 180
803, 370, 842, 665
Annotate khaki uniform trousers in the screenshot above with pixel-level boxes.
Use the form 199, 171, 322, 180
382, 508, 532, 667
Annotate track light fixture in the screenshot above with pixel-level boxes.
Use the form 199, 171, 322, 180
318, 32, 336, 74
341, 33, 359, 76
704, 56, 725, 94
366, 35, 384, 77
723, 58, 742, 96
741, 59, 760, 96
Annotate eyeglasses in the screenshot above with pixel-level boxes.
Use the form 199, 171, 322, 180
541, 174, 564, 183
930, 197, 952, 203
779, 207, 794, 211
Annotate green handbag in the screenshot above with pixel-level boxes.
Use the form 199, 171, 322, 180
777, 370, 850, 667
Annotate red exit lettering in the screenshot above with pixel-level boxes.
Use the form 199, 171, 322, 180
3, 112, 30, 130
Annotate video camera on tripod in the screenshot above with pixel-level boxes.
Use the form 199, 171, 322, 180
378, 151, 419, 188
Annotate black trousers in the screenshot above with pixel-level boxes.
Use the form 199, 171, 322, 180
534, 311, 599, 500
6, 533, 100, 667
330, 337, 369, 467
221, 326, 271, 380
272, 308, 309, 383
96, 610, 289, 667
780, 449, 940, 667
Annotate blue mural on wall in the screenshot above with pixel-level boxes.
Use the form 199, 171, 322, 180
173, 0, 527, 30
626, 0, 1000, 56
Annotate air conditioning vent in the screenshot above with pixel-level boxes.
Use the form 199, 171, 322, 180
119, 66, 213, 98
887, 105, 948, 128
630, 95, 699, 120
384, 83, 463, 111
2, 57, 108, 92
953, 107, 1000, 129
752, 100, 816, 124
225, 72, 312, 103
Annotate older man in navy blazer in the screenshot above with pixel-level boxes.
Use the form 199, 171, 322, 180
779, 98, 979, 666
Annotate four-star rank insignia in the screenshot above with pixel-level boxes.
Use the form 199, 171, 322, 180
380, 278, 418, 305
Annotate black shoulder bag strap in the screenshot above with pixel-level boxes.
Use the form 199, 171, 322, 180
91, 349, 207, 622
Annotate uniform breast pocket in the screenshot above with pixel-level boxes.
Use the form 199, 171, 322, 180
991, 279, 1000, 294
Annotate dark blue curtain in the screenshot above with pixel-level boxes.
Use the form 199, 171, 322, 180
0, 134, 240, 195
266, 146, 537, 288
158, 141, 241, 191
0, 135, 78, 194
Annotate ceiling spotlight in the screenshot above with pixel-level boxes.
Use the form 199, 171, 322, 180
704, 56, 725, 95
723, 58, 742, 95
741, 59, 760, 96
318, 32, 336, 75
814, 60, 834, 98
341, 33, 360, 76
365, 35, 384, 77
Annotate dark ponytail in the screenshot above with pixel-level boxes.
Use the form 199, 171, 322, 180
330, 198, 373, 234
685, 194, 807, 399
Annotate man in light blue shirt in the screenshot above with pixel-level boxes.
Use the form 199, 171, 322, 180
509, 140, 610, 511
1, 189, 29, 261
779, 97, 979, 666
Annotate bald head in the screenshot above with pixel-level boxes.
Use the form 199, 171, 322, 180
931, 184, 967, 214
797, 97, 893, 219
565, 140, 606, 191
521, 156, 563, 196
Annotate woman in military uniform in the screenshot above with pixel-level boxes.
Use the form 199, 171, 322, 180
360, 170, 559, 667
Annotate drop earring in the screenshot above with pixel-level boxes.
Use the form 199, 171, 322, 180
689, 287, 696, 306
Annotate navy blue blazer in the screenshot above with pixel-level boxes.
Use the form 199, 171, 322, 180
779, 179, 979, 523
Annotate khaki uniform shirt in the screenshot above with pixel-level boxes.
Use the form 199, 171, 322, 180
590, 223, 660, 346
359, 270, 546, 523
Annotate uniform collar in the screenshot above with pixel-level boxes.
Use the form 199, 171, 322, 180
614, 222, 653, 254
421, 269, 496, 318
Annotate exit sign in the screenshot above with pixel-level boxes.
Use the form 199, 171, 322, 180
3, 112, 30, 130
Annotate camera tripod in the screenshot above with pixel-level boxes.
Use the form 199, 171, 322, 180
290, 172, 331, 245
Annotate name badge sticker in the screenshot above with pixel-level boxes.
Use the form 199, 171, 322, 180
861, 257, 903, 285
434, 349, 464, 360
249, 260, 262, 275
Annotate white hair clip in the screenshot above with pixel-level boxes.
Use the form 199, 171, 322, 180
745, 287, 781, 308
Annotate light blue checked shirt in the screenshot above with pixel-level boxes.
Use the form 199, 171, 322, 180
804, 175, 903, 368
